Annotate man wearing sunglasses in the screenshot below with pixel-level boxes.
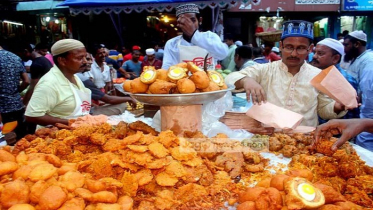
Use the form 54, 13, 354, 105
225, 20, 346, 127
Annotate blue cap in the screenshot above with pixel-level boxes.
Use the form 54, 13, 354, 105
281, 20, 313, 40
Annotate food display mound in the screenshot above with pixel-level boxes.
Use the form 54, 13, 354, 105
1, 119, 372, 209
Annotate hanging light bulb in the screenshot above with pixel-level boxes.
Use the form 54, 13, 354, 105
55, 19, 60, 24
46, 17, 50, 21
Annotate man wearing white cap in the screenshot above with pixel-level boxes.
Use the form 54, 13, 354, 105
162, 3, 228, 70
311, 38, 359, 120
25, 39, 91, 127
343, 30, 373, 151
142, 48, 162, 71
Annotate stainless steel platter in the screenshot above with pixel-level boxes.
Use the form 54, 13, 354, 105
125, 85, 234, 106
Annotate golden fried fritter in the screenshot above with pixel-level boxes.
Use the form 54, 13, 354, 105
129, 121, 159, 136
114, 121, 128, 139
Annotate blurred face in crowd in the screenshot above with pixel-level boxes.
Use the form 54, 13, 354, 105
94, 48, 106, 63
343, 38, 359, 62
311, 44, 340, 69
59, 48, 87, 73
280, 37, 312, 69
132, 50, 141, 62
36, 48, 48, 56
84, 53, 93, 72
147, 54, 155, 62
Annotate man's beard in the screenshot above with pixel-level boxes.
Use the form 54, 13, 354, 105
344, 47, 359, 62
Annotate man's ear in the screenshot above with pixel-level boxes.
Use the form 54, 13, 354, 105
332, 54, 341, 65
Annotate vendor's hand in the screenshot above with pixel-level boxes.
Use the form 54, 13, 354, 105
312, 119, 364, 152
333, 101, 346, 114
127, 98, 137, 110
241, 77, 267, 105
177, 14, 198, 37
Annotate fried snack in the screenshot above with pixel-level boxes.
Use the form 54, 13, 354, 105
156, 69, 169, 81
201, 81, 221, 92
256, 177, 272, 188
174, 183, 208, 203
215, 152, 244, 178
140, 69, 157, 84
167, 66, 188, 82
220, 83, 228, 90
335, 201, 364, 210
91, 191, 117, 203
187, 62, 202, 73
177, 78, 196, 94
28, 163, 57, 181
134, 169, 154, 186
189, 71, 210, 89
313, 183, 346, 204
255, 187, 283, 210
0, 161, 19, 175
59, 171, 85, 192
58, 198, 85, 210
96, 203, 121, 210
0, 149, 16, 162
208, 70, 225, 87
130, 78, 149, 93
0, 179, 30, 208
148, 79, 177, 94
238, 187, 266, 203
269, 136, 283, 152
155, 172, 178, 186
114, 121, 128, 139
8, 204, 35, 210
317, 204, 343, 210
315, 139, 335, 156
123, 80, 132, 92
155, 190, 178, 210
117, 196, 134, 210
270, 174, 290, 191
128, 121, 159, 136
38, 185, 67, 210
281, 145, 299, 158
285, 177, 325, 209
286, 169, 313, 182
148, 142, 169, 158
237, 201, 256, 210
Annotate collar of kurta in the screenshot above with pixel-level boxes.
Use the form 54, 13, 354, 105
280, 60, 308, 74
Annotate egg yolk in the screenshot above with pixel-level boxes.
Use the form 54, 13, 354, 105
172, 69, 181, 74
301, 183, 315, 195
143, 71, 153, 79
211, 74, 221, 83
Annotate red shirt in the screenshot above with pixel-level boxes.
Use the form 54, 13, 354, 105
141, 59, 163, 72
123, 53, 144, 62
264, 52, 281, 62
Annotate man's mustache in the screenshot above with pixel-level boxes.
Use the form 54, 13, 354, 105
286, 56, 299, 60
310, 59, 319, 64
80, 64, 87, 68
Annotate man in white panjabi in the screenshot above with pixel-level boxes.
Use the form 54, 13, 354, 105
225, 20, 347, 127
162, 3, 228, 70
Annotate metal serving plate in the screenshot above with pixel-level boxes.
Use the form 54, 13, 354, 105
125, 85, 234, 106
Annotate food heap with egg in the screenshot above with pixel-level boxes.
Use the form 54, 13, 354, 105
123, 62, 228, 94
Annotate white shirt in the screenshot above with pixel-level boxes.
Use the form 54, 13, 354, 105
225, 60, 347, 127
162, 30, 228, 70
90, 61, 110, 89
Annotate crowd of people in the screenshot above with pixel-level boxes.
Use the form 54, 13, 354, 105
0, 3, 373, 153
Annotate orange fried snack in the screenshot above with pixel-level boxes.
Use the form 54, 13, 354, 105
148, 79, 177, 94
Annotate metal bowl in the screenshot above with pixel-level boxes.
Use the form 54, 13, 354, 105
125, 85, 235, 106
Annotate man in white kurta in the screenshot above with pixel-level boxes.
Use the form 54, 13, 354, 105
225, 20, 346, 127
162, 3, 228, 70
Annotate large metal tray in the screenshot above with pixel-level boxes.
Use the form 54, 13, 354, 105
125, 85, 234, 106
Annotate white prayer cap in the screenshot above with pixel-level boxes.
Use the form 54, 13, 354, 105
235, 41, 243, 46
317, 38, 344, 56
176, 3, 199, 17
271, 47, 279, 53
339, 38, 344, 43
51, 39, 85, 56
349, 30, 367, 42
146, 48, 155, 55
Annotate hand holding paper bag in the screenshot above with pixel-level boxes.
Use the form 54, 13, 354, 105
246, 102, 303, 129
310, 66, 358, 109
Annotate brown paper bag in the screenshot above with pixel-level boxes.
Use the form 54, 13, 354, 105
310, 65, 358, 109
246, 102, 303, 129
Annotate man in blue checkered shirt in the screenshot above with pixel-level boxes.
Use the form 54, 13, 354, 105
310, 38, 360, 122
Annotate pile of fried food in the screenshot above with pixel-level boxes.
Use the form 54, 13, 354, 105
0, 122, 372, 209
123, 63, 228, 94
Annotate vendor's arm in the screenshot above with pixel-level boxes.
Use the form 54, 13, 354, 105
313, 119, 373, 151
317, 93, 347, 120
19, 72, 30, 93
225, 65, 267, 104
191, 30, 228, 61
100, 95, 137, 109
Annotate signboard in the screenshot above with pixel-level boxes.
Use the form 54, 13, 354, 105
343, 0, 373, 11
